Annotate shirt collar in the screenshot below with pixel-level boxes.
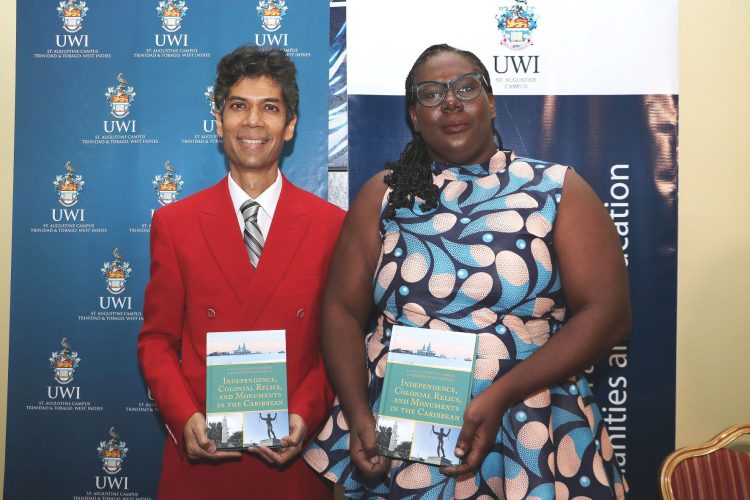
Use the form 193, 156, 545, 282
227, 170, 283, 220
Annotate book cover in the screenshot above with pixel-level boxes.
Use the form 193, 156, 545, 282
205, 330, 289, 450
376, 325, 477, 466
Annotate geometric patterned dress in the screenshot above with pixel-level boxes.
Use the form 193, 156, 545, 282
304, 150, 628, 499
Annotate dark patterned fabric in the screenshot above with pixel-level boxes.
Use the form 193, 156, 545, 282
305, 151, 627, 499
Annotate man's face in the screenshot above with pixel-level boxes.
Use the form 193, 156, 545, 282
215, 76, 297, 175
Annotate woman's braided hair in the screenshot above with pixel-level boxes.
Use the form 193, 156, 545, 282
383, 44, 504, 219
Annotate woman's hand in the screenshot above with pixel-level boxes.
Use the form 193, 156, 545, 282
348, 411, 391, 479
440, 388, 506, 477
319, 171, 391, 478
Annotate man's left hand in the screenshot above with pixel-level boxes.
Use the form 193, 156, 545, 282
248, 413, 307, 466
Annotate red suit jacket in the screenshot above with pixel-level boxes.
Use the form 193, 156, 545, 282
138, 176, 344, 499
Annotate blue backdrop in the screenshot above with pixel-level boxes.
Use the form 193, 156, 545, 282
6, 1, 329, 498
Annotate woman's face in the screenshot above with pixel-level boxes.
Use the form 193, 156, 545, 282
408, 51, 497, 166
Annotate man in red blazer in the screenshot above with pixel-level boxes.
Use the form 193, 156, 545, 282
138, 46, 344, 499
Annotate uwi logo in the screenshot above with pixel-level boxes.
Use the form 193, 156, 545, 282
96, 427, 129, 490
496, 0, 538, 51
100, 249, 133, 310
104, 74, 137, 134
57, 0, 88, 34
56, 0, 89, 47
494, 0, 540, 75
255, 0, 289, 46
155, 0, 189, 46
49, 337, 80, 385
157, 1, 187, 32
203, 85, 216, 132
47, 337, 81, 399
52, 161, 87, 223
153, 161, 184, 206
104, 73, 136, 133
101, 247, 132, 297
47, 337, 82, 400
53, 160, 84, 208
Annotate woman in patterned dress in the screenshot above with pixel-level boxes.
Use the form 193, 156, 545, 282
305, 44, 630, 499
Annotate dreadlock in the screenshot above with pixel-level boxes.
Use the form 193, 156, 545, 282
383, 44, 505, 219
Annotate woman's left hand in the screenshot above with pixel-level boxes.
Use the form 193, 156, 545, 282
440, 388, 506, 477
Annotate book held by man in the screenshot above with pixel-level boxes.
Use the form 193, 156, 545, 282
375, 325, 477, 466
205, 330, 289, 450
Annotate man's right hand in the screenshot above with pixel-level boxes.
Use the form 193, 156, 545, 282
183, 412, 242, 461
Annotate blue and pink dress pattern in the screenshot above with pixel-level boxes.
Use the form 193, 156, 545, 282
305, 150, 627, 499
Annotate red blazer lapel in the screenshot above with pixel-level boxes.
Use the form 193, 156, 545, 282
198, 178, 254, 304
241, 176, 311, 325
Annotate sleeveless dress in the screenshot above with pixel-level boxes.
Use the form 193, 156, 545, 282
305, 150, 628, 500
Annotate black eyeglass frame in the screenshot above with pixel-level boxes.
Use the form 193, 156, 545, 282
411, 72, 489, 108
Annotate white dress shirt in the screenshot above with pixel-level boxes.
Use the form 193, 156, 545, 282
228, 171, 282, 240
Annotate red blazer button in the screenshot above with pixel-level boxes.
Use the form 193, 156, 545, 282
296, 308, 305, 319
207, 308, 216, 318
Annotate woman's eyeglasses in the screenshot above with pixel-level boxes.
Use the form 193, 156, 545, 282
412, 72, 488, 108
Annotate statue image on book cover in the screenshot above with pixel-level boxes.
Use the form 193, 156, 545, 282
375, 325, 477, 466
259, 412, 281, 447
376, 416, 414, 460
431, 426, 451, 463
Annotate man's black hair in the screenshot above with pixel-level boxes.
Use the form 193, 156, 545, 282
214, 45, 298, 124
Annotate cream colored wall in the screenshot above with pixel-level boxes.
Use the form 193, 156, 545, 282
0, 3, 748, 496
676, 2, 750, 446
0, 0, 15, 497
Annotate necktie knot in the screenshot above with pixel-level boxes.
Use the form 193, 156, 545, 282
241, 199, 261, 223
240, 200, 264, 268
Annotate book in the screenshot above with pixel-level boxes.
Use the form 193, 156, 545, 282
205, 330, 289, 450
375, 325, 478, 466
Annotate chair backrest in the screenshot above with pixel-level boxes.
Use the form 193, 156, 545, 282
660, 423, 750, 500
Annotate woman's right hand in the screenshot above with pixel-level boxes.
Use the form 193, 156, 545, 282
348, 411, 391, 479
319, 171, 391, 479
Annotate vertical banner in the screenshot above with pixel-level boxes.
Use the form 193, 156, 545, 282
327, 0, 349, 209
5, 1, 328, 498
346, 1, 677, 499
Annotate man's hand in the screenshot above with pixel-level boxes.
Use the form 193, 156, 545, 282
349, 412, 390, 479
183, 412, 242, 461
248, 413, 307, 466
440, 390, 505, 478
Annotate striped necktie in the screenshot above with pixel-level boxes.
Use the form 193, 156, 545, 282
240, 200, 264, 268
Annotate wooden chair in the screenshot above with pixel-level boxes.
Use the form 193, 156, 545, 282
660, 423, 750, 499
